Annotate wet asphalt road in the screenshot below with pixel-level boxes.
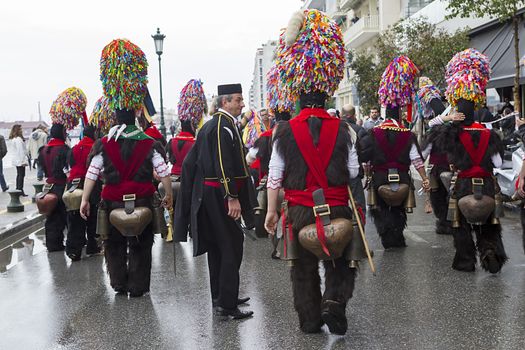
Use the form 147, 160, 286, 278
1, 203, 525, 350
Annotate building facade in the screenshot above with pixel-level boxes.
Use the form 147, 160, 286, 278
250, 40, 278, 110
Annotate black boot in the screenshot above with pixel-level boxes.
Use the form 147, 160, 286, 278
321, 300, 348, 335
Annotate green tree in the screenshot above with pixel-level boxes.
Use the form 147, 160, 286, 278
445, 0, 525, 114
350, 17, 469, 115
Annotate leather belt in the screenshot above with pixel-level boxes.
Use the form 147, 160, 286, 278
471, 178, 484, 200
388, 168, 400, 191
312, 189, 331, 226
107, 195, 152, 213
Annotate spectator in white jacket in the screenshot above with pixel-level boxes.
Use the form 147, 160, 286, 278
9, 124, 28, 196
27, 125, 48, 181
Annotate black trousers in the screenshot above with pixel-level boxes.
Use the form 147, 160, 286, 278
201, 187, 244, 310
104, 223, 154, 294
15, 166, 25, 192
66, 209, 99, 256
291, 244, 356, 329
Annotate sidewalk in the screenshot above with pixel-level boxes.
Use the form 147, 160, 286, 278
0, 165, 42, 231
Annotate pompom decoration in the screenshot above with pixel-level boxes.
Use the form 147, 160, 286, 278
277, 9, 345, 99
100, 39, 148, 110
378, 55, 420, 108
417, 82, 441, 119
445, 70, 487, 107
444, 48, 491, 107
445, 48, 490, 87
242, 110, 265, 149
266, 65, 295, 113
177, 79, 207, 129
419, 76, 434, 89
89, 96, 117, 134
49, 87, 87, 131
417, 84, 441, 106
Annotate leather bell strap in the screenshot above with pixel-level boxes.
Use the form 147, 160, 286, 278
312, 189, 331, 257
68, 178, 81, 193
388, 169, 400, 192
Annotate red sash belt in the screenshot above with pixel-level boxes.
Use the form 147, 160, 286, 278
284, 186, 349, 207
204, 179, 245, 191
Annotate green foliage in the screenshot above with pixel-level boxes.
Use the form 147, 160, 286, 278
445, 0, 524, 21
349, 17, 469, 115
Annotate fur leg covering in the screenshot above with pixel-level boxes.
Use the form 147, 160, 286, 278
104, 230, 128, 293
451, 220, 476, 272
127, 228, 154, 297
291, 246, 323, 333
371, 202, 407, 249
321, 258, 356, 335
430, 185, 451, 235
474, 224, 507, 274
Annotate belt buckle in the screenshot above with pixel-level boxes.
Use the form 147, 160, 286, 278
122, 194, 137, 202
71, 178, 81, 185
312, 204, 331, 217
43, 184, 53, 191
472, 178, 484, 186
388, 174, 400, 183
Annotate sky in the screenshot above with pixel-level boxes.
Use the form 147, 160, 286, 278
0, 0, 304, 123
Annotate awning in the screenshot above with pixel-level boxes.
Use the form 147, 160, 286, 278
470, 18, 525, 89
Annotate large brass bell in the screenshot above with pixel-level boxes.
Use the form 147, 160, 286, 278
109, 207, 152, 237
377, 184, 409, 207
298, 218, 353, 260
458, 195, 495, 225
62, 179, 83, 212
367, 186, 378, 208
36, 184, 58, 216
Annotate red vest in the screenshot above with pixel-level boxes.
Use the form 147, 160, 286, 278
43, 139, 68, 185
457, 123, 491, 178
284, 108, 348, 208
170, 132, 195, 175
372, 124, 412, 172
68, 137, 94, 182
101, 137, 156, 201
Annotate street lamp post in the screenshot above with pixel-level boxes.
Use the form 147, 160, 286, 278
152, 28, 166, 138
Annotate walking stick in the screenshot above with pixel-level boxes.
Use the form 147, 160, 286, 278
347, 186, 376, 275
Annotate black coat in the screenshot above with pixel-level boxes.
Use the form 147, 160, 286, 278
174, 113, 257, 256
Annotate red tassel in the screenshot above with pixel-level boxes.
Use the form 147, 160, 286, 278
315, 216, 330, 257
407, 104, 412, 123
357, 206, 366, 226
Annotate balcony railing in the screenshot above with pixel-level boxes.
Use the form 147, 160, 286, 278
344, 14, 380, 48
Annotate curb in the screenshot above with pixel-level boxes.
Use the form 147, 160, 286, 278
0, 213, 45, 243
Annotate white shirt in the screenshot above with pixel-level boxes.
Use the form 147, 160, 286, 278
86, 150, 169, 181
267, 140, 360, 190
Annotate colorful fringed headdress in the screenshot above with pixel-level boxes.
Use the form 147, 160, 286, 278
100, 39, 149, 111
89, 96, 117, 134
49, 87, 87, 131
178, 79, 207, 130
276, 9, 345, 99
378, 56, 420, 109
445, 48, 491, 107
266, 64, 295, 114
417, 77, 444, 119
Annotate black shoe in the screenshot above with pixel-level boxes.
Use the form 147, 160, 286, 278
20, 192, 28, 197
213, 297, 250, 307
2, 186, 8, 192
67, 253, 81, 262
129, 291, 145, 298
321, 300, 348, 335
47, 246, 65, 252
215, 307, 253, 319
